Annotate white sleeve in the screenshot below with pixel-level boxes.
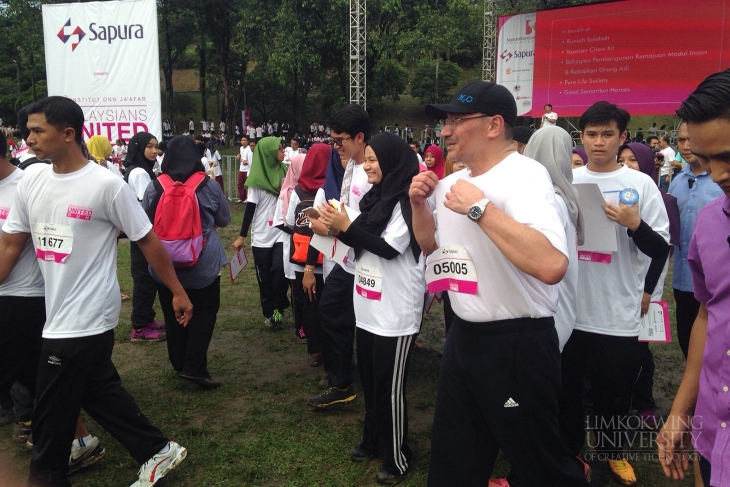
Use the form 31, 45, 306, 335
128, 168, 152, 201
504, 167, 568, 259
272, 198, 286, 227
639, 182, 670, 243
2, 179, 31, 234
381, 203, 411, 254
109, 184, 153, 241
285, 192, 300, 228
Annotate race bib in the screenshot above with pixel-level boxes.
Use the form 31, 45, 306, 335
33, 222, 73, 264
267, 206, 275, 227
355, 262, 383, 300
425, 245, 478, 294
577, 251, 612, 264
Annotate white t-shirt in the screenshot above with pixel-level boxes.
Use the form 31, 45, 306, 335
284, 147, 300, 162
432, 152, 568, 323
3, 162, 152, 338
341, 162, 372, 275
247, 126, 256, 139
659, 147, 676, 176
313, 188, 337, 281
206, 149, 222, 177
248, 187, 283, 248
127, 167, 152, 201
285, 191, 324, 276
541, 111, 558, 127
256, 127, 263, 138
239, 146, 252, 173
189, 120, 195, 131
554, 196, 578, 351
273, 197, 294, 279
572, 165, 670, 336
354, 203, 425, 337
0, 168, 44, 297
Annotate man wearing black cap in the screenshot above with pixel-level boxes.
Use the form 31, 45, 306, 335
410, 81, 588, 486
512, 126, 534, 155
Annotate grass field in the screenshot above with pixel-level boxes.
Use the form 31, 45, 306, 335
0, 198, 697, 486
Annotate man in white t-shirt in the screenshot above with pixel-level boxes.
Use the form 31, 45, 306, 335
562, 101, 669, 485
236, 136, 252, 202
410, 82, 588, 487
284, 138, 301, 162
307, 104, 373, 409
541, 103, 558, 128
188, 118, 195, 135
0, 97, 192, 487
658, 136, 677, 189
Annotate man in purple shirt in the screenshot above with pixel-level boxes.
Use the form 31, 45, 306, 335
658, 68, 730, 487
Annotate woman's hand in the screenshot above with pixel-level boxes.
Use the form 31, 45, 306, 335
302, 268, 316, 301
232, 236, 246, 250
318, 202, 351, 233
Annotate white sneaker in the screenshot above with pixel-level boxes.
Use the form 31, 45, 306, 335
130, 441, 187, 487
68, 436, 106, 474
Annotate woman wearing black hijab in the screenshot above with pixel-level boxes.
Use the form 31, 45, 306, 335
318, 132, 423, 485
123, 132, 166, 342
142, 136, 231, 389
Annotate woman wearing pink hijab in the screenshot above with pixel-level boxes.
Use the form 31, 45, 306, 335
423, 145, 445, 179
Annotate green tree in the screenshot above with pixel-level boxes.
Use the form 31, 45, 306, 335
410, 59, 462, 104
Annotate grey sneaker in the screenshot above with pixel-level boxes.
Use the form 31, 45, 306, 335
266, 309, 285, 330
130, 440, 187, 487
12, 421, 32, 443
68, 436, 106, 475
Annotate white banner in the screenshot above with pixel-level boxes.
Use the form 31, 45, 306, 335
496, 13, 536, 117
42, 0, 161, 142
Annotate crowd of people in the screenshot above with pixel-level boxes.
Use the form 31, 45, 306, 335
0, 68, 728, 487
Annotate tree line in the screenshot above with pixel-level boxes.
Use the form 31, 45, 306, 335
0, 0, 485, 136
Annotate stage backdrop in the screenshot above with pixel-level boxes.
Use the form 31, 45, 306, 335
496, 13, 536, 116
42, 0, 161, 142
497, 0, 730, 117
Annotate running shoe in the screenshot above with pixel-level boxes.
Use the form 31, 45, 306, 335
350, 443, 377, 462
266, 310, 285, 330
307, 384, 356, 409
131, 325, 166, 342
376, 465, 410, 485
488, 480, 510, 487
148, 320, 166, 331
608, 458, 637, 485
130, 441, 187, 487
68, 436, 106, 475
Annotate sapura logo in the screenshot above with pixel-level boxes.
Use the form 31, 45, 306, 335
525, 19, 534, 35
500, 49, 534, 63
57, 18, 144, 51
57, 19, 86, 52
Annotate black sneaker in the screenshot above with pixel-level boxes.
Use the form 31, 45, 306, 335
350, 444, 377, 462
307, 384, 356, 409
266, 309, 285, 330
377, 466, 410, 485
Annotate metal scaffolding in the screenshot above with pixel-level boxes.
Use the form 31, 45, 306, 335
349, 0, 367, 109
482, 0, 616, 83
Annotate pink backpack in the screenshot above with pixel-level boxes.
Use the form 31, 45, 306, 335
154, 172, 207, 267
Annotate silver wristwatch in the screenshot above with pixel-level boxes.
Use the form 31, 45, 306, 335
467, 198, 490, 222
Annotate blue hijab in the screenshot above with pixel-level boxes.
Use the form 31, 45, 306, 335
322, 147, 344, 201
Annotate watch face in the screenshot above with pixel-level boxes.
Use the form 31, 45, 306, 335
469, 206, 482, 220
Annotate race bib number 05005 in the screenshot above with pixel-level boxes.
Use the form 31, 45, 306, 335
425, 245, 478, 295
33, 222, 73, 264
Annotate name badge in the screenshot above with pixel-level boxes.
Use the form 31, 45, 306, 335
355, 262, 383, 300
33, 222, 73, 264
577, 251, 612, 264
425, 245, 478, 294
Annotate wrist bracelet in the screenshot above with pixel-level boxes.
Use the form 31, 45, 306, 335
303, 268, 314, 272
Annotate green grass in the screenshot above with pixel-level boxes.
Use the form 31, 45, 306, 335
0, 201, 696, 486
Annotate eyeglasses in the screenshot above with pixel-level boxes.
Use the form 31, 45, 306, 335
688, 177, 696, 189
332, 136, 352, 147
439, 115, 492, 128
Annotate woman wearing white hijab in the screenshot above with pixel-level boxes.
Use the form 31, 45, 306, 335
523, 126, 584, 351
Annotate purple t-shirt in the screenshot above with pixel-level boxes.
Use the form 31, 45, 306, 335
688, 195, 730, 485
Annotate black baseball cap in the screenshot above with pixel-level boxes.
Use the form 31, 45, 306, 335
512, 126, 534, 144
426, 81, 518, 127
